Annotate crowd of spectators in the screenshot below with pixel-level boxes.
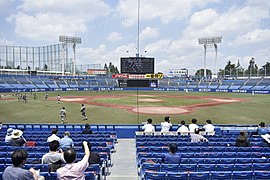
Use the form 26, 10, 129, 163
1, 123, 102, 179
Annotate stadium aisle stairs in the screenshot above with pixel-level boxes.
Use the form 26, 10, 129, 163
108, 139, 139, 180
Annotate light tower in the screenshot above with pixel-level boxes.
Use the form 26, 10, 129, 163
198, 36, 222, 78
59, 35, 81, 76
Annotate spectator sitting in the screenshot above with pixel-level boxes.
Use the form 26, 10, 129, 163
161, 143, 181, 164
47, 128, 60, 142
57, 141, 90, 179
257, 122, 268, 136
176, 120, 189, 135
59, 131, 74, 150
203, 119, 215, 135
161, 116, 172, 133
5, 128, 13, 143
190, 128, 209, 143
236, 131, 250, 147
3, 149, 38, 180
142, 118, 155, 133
189, 118, 199, 133
9, 129, 26, 146
83, 142, 101, 165
82, 124, 93, 134
42, 140, 66, 172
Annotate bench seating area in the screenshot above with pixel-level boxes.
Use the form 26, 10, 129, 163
135, 132, 270, 180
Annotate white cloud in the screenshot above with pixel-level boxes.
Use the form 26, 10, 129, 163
229, 29, 270, 46
0, 37, 14, 45
184, 6, 269, 38
139, 27, 159, 41
77, 43, 136, 68
7, 0, 112, 41
116, 0, 216, 27
106, 32, 122, 42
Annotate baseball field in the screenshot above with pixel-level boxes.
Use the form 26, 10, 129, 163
0, 91, 269, 125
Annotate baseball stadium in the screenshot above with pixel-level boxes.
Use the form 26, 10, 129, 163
0, 1, 270, 180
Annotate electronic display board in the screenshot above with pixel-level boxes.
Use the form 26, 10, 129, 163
120, 57, 154, 74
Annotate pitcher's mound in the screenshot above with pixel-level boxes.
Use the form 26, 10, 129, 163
138, 98, 162, 102
132, 106, 189, 114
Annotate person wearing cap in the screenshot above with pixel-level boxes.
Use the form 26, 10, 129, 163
5, 128, 13, 143
59, 131, 74, 150
161, 116, 172, 133
80, 104, 88, 120
60, 107, 67, 124
3, 149, 38, 180
9, 129, 26, 146
142, 118, 155, 133
161, 143, 181, 164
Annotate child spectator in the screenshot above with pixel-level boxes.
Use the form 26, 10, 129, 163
142, 118, 155, 133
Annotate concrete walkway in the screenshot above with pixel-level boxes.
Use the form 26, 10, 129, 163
107, 139, 139, 180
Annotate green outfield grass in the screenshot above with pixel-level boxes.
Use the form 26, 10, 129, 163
0, 91, 269, 125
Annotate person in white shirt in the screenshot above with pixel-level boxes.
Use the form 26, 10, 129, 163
161, 116, 172, 133
177, 120, 189, 135
47, 128, 60, 142
142, 118, 155, 133
189, 118, 199, 133
203, 119, 215, 135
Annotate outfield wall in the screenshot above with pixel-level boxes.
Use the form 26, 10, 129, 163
1, 86, 270, 94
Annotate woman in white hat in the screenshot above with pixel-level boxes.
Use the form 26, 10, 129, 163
10, 129, 26, 146
5, 128, 13, 143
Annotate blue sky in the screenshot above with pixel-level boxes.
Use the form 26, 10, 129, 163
0, 0, 270, 75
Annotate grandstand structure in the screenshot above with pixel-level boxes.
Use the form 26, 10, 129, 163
0, 123, 269, 179
0, 74, 270, 94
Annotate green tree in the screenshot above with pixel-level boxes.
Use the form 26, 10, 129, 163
195, 69, 212, 77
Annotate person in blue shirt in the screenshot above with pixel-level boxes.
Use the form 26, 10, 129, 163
257, 122, 268, 135
161, 143, 181, 164
59, 131, 74, 150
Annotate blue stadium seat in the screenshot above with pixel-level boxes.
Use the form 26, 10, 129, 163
234, 163, 252, 171
180, 158, 189, 164
235, 158, 252, 164
252, 158, 268, 163
144, 171, 166, 180
232, 171, 253, 180
253, 163, 270, 171
210, 171, 232, 180
140, 163, 160, 176
167, 172, 188, 180
189, 172, 210, 180
198, 164, 215, 172
205, 158, 220, 164
189, 158, 205, 164
215, 164, 234, 172
179, 164, 197, 172
219, 158, 235, 164
254, 171, 270, 180
85, 172, 95, 180
160, 164, 179, 173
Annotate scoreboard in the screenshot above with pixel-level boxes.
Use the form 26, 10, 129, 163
120, 57, 154, 74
